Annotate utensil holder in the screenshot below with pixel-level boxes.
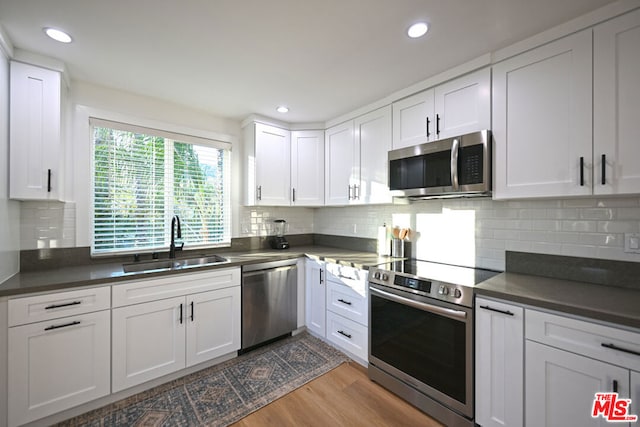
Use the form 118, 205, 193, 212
391, 238, 404, 258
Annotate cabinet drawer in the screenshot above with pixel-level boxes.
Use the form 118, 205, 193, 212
8, 286, 110, 327
112, 267, 240, 307
326, 311, 367, 362
325, 263, 368, 293
526, 309, 640, 371
327, 280, 367, 326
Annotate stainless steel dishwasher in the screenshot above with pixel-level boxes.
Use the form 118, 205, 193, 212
241, 259, 297, 350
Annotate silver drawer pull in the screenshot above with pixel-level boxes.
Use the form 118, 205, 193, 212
601, 343, 640, 357
45, 301, 82, 310
337, 330, 352, 339
44, 320, 81, 331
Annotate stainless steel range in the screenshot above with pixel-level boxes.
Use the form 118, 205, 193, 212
368, 260, 499, 427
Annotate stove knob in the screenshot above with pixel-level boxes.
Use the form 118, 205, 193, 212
454, 288, 462, 298
382, 273, 389, 281
438, 285, 449, 295
373, 272, 381, 280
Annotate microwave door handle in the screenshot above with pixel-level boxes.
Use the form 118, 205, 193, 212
451, 138, 460, 190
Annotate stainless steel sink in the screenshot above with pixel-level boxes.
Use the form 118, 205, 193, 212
123, 255, 228, 273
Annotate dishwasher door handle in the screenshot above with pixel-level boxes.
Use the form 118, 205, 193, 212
242, 265, 296, 277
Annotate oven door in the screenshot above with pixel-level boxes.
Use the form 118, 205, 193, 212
369, 284, 473, 418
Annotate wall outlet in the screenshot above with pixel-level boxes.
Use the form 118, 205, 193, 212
624, 233, 640, 254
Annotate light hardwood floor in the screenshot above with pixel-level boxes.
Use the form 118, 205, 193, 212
231, 362, 443, 426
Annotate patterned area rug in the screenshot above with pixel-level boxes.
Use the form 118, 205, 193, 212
56, 332, 348, 427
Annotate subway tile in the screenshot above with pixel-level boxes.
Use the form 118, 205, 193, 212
596, 198, 639, 208
616, 208, 640, 220
596, 221, 639, 233
562, 199, 598, 208
561, 220, 597, 233
579, 208, 614, 220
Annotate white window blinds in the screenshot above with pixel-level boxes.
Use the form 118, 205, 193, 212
91, 118, 231, 254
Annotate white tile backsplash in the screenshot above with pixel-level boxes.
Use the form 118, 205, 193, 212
313, 196, 640, 270
20, 202, 76, 250
19, 196, 640, 271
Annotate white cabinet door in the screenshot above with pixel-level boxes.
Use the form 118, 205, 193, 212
392, 88, 435, 149
255, 123, 291, 205
493, 30, 592, 199
186, 287, 241, 367
475, 298, 524, 427
8, 311, 110, 427
356, 106, 392, 205
9, 61, 64, 201
526, 340, 629, 427
291, 130, 324, 206
112, 296, 186, 392
435, 68, 491, 139
305, 259, 325, 337
325, 121, 357, 205
594, 9, 640, 195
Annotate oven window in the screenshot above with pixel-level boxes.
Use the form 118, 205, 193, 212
370, 293, 467, 403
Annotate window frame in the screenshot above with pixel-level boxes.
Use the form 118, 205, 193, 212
89, 117, 232, 256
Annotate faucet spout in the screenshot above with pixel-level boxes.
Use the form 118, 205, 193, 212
169, 215, 183, 258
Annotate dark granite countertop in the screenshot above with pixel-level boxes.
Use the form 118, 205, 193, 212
0, 245, 398, 298
476, 272, 640, 330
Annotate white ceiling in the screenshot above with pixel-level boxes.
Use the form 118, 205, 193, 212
0, 0, 618, 123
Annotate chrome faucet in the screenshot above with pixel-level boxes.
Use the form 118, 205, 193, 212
169, 215, 183, 258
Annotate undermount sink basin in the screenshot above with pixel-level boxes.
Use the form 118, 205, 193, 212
123, 254, 228, 273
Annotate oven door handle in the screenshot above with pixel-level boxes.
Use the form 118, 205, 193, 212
370, 286, 467, 321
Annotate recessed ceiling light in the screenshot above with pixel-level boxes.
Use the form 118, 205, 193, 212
44, 27, 73, 43
407, 22, 429, 39
276, 106, 289, 113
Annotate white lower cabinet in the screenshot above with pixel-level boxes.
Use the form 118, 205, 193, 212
111, 268, 241, 392
526, 340, 629, 427
305, 259, 326, 337
324, 263, 368, 365
475, 297, 524, 427
186, 287, 241, 366
475, 297, 640, 427
525, 309, 640, 427
112, 296, 186, 392
8, 309, 110, 427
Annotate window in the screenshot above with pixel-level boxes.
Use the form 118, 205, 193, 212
91, 118, 231, 255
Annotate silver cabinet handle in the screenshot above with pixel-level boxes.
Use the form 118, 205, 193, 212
292, 188, 296, 203
348, 185, 353, 200
257, 185, 262, 201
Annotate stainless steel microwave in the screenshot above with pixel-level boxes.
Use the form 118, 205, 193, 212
388, 130, 491, 199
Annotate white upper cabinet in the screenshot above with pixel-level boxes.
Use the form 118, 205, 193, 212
10, 61, 66, 201
325, 106, 392, 206
252, 123, 291, 205
356, 106, 392, 204
392, 68, 490, 150
434, 68, 491, 139
594, 8, 640, 195
392, 88, 435, 149
325, 121, 357, 205
244, 123, 325, 206
493, 29, 593, 199
291, 130, 324, 206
